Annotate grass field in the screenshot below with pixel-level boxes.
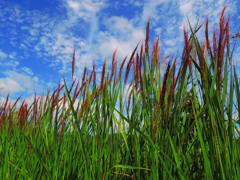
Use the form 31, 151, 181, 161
0, 7, 240, 179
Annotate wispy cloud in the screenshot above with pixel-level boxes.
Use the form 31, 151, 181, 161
141, 0, 237, 56
179, 0, 237, 29
0, 0, 239, 98
0, 49, 20, 68
141, 0, 170, 25
0, 50, 7, 59
66, 0, 106, 20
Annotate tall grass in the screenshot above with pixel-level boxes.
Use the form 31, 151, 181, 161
0, 7, 240, 179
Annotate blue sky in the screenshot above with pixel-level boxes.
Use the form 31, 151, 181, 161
0, 0, 240, 101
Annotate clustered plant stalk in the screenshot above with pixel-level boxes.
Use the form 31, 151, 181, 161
0, 7, 240, 179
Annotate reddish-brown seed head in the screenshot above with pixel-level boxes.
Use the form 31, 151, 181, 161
72, 49, 76, 80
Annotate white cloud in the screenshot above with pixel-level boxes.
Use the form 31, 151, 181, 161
0, 71, 39, 96
20, 0, 107, 75
154, 27, 162, 35
139, 0, 237, 57
165, 39, 177, 46
179, 0, 237, 30
21, 67, 34, 75
141, 0, 169, 25
4, 71, 36, 89
97, 35, 135, 60
0, 0, 146, 81
66, 0, 106, 20
0, 50, 20, 68
0, 78, 23, 95
0, 50, 7, 59
71, 15, 145, 77
97, 16, 144, 59
2, 60, 20, 67
179, 0, 195, 15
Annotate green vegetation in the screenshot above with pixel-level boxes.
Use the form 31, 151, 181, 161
0, 7, 240, 179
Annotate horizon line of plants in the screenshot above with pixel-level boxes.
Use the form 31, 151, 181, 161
0, 6, 240, 179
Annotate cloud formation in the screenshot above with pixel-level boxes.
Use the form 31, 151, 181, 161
0, 71, 39, 96
0, 0, 239, 98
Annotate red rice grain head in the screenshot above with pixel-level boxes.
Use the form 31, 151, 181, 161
72, 49, 76, 80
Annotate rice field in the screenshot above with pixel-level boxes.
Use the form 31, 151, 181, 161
0, 7, 240, 179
